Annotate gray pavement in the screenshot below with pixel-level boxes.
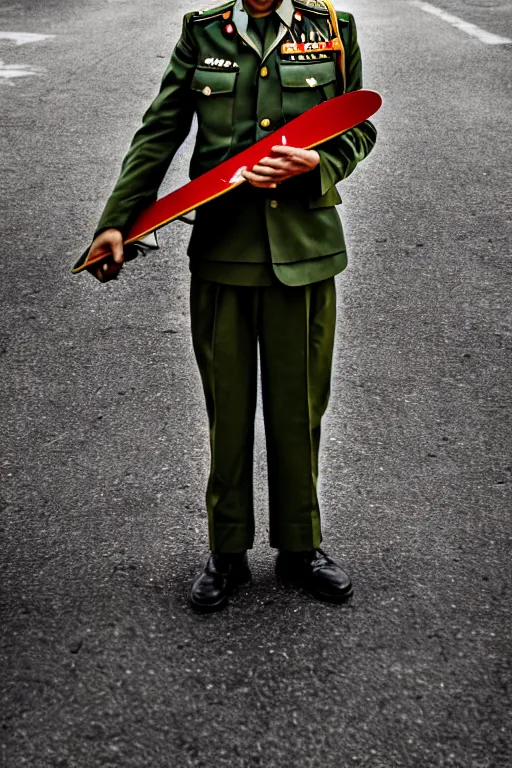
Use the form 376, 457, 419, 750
411, 0, 512, 40
1, 0, 511, 766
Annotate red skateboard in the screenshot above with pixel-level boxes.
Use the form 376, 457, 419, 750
72, 88, 382, 276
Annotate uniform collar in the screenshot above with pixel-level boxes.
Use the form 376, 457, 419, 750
234, 0, 294, 25
275, 0, 295, 27
233, 0, 294, 59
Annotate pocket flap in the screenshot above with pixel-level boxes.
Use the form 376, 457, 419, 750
191, 68, 237, 94
279, 60, 337, 88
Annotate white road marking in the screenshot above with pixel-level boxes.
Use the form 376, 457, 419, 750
0, 59, 41, 83
0, 31, 55, 45
0, 31, 53, 84
409, 1, 512, 45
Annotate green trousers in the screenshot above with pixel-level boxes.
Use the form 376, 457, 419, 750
190, 275, 337, 553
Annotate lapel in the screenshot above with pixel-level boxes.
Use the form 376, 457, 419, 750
233, 0, 294, 62
275, 0, 295, 27
233, 1, 262, 56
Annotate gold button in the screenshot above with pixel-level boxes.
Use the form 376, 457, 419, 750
260, 66, 269, 78
270, 200, 279, 209
260, 118, 271, 129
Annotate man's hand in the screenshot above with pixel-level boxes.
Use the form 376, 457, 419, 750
241, 146, 320, 189
86, 228, 125, 282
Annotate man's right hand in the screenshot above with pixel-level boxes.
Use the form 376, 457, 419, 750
86, 228, 125, 282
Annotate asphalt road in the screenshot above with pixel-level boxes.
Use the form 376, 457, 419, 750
1, 1, 511, 766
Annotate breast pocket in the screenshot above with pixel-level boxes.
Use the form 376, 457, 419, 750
278, 60, 337, 121
191, 68, 238, 149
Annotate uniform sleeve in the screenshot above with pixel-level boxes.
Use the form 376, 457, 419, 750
313, 12, 377, 197
93, 14, 198, 238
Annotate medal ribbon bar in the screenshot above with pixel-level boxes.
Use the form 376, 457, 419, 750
281, 38, 343, 55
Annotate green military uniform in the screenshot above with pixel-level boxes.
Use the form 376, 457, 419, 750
94, 0, 377, 552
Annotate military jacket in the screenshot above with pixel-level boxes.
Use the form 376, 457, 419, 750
94, 0, 377, 286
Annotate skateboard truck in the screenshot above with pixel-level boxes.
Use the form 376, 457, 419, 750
178, 212, 196, 225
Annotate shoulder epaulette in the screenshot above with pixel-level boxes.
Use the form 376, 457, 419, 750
335, 10, 352, 25
293, 0, 330, 16
192, 1, 235, 22
294, 1, 351, 24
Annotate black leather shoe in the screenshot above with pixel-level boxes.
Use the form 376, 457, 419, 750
190, 551, 251, 613
276, 548, 353, 604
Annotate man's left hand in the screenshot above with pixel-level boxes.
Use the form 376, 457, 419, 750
242, 146, 320, 189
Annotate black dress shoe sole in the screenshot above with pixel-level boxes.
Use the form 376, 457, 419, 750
303, 581, 354, 604
276, 565, 354, 604
229, 564, 252, 585
189, 569, 252, 613
189, 592, 230, 613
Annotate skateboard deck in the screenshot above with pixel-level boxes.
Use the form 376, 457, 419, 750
72, 88, 382, 275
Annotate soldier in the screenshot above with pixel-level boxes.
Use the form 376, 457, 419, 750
85, 0, 377, 612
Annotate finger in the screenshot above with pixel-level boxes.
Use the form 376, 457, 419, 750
254, 157, 295, 172
243, 167, 273, 181
111, 239, 125, 265
255, 164, 302, 182
257, 156, 291, 168
271, 145, 310, 158
281, 154, 312, 170
242, 169, 278, 186
249, 180, 279, 189
108, 263, 122, 276
87, 245, 110, 263
272, 146, 314, 166
251, 163, 289, 178
99, 259, 122, 279
243, 178, 278, 189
